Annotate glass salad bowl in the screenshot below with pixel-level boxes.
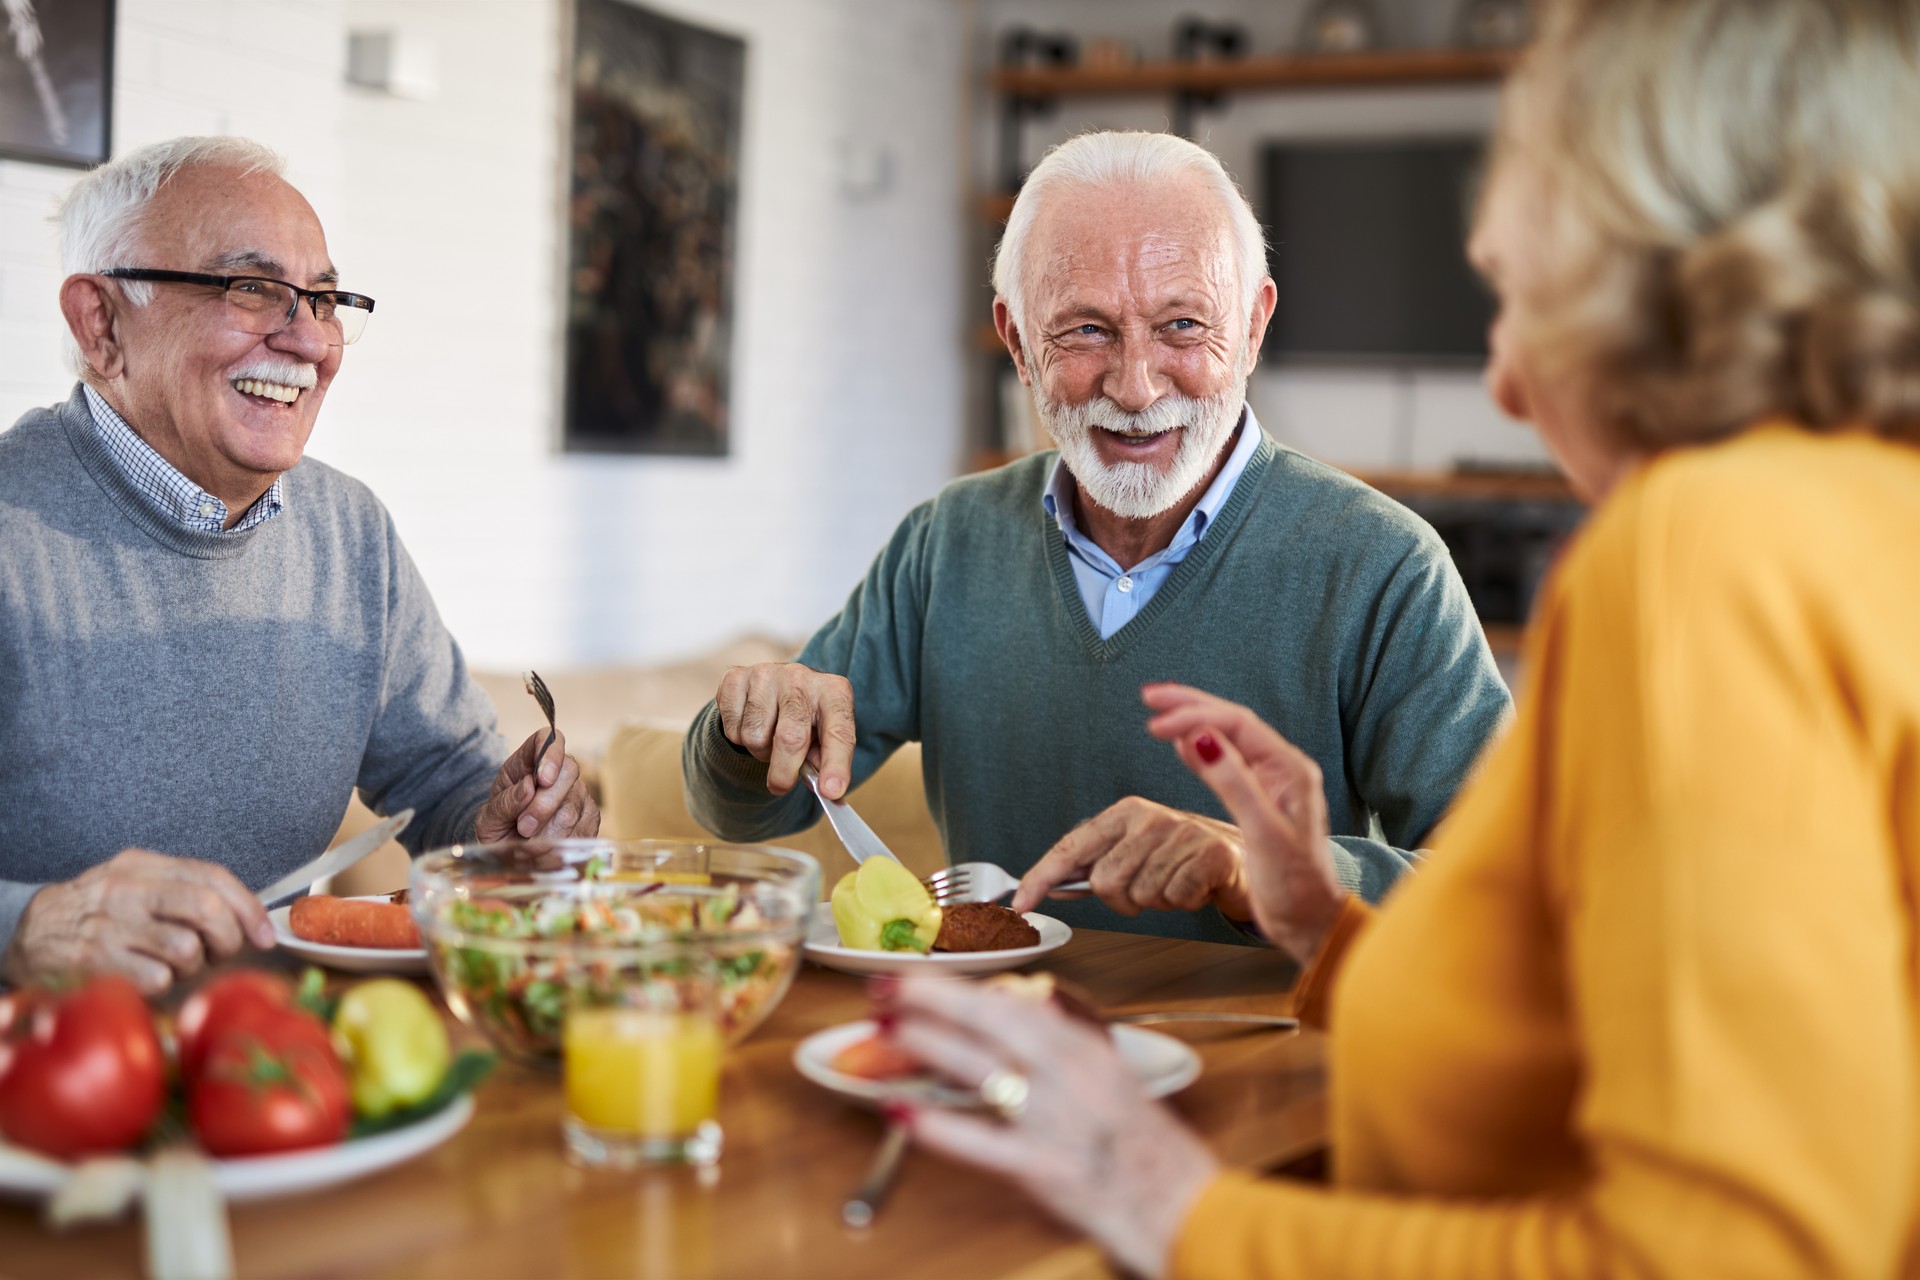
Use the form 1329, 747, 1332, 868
410, 838, 820, 1065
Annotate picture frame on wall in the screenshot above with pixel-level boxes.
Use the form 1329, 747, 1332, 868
0, 0, 114, 168
563, 0, 744, 456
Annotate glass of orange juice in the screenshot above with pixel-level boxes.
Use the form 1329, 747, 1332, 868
562, 949, 724, 1168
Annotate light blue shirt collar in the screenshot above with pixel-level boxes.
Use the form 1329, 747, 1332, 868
1040, 405, 1264, 639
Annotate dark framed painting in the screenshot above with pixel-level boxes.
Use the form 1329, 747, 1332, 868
563, 0, 744, 456
0, 0, 113, 168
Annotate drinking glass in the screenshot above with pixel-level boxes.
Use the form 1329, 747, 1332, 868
562, 948, 724, 1168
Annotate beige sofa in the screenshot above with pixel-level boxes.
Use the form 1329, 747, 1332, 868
329, 639, 943, 896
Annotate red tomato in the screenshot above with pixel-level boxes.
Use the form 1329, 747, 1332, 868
189, 1030, 351, 1157
0, 976, 165, 1158
175, 970, 296, 1078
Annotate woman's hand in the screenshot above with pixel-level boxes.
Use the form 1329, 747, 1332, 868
1142, 683, 1347, 965
879, 977, 1218, 1280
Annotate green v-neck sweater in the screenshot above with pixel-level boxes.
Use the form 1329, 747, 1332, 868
685, 433, 1512, 946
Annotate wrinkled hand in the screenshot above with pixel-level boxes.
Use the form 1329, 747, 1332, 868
475, 727, 600, 842
1012, 798, 1252, 921
3, 851, 276, 995
879, 976, 1218, 1280
1143, 683, 1345, 964
714, 662, 857, 799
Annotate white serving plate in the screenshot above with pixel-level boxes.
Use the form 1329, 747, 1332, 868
801, 903, 1070, 978
793, 1020, 1200, 1107
270, 895, 429, 975
0, 1093, 473, 1204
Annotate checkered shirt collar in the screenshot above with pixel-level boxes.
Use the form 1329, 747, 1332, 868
82, 386, 285, 533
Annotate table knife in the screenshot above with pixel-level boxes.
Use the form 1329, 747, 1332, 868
254, 809, 413, 906
841, 1121, 910, 1228
1110, 1012, 1299, 1031
800, 765, 900, 865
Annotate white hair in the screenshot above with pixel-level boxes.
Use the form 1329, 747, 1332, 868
57, 136, 286, 375
992, 130, 1269, 332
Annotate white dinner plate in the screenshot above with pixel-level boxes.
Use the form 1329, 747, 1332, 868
270, 895, 429, 975
0, 1093, 474, 1204
801, 903, 1071, 978
793, 1020, 1200, 1107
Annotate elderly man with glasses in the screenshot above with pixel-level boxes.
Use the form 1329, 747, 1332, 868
0, 136, 597, 994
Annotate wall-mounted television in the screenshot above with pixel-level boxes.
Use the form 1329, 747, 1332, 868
1260, 138, 1493, 364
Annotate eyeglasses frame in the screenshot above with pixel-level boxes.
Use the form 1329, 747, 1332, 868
98, 268, 376, 342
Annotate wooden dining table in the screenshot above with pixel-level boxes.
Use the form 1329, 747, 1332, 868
0, 929, 1325, 1279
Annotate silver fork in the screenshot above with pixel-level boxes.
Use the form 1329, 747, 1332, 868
840, 1120, 910, 1228
523, 670, 557, 770
923, 861, 1091, 906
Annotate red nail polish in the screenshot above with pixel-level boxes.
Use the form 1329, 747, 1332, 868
874, 1011, 898, 1035
882, 1102, 916, 1127
1195, 734, 1222, 764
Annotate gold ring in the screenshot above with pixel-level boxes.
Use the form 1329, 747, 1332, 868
978, 1067, 1031, 1121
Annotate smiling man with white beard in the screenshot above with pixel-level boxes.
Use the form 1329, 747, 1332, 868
686, 131, 1512, 947
0, 136, 599, 994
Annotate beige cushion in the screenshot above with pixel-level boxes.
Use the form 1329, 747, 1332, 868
327, 645, 806, 896
327, 805, 413, 897
600, 722, 944, 893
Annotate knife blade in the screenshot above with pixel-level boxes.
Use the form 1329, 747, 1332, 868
800, 765, 899, 865
254, 809, 413, 906
1110, 1011, 1299, 1031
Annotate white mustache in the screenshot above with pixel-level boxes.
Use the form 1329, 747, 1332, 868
1033, 378, 1245, 521
228, 360, 317, 389
1049, 394, 1198, 438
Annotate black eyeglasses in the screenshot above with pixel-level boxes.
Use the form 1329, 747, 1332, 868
101, 268, 376, 346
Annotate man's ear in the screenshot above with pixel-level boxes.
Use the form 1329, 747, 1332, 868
59, 275, 125, 380
1243, 276, 1278, 377
993, 297, 1032, 386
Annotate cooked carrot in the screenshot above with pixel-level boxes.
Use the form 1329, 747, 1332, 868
829, 1035, 923, 1081
288, 896, 420, 950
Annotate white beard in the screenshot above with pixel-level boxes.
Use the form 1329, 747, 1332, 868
1032, 376, 1246, 521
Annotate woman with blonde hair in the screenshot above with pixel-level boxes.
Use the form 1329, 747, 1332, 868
878, 1, 1920, 1275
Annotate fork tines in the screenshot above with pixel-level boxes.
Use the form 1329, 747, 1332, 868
523, 669, 556, 720
922, 867, 969, 903
524, 669, 558, 769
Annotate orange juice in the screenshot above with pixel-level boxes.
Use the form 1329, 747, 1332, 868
563, 1006, 722, 1137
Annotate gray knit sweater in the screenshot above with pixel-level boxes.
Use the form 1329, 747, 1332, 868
685, 431, 1513, 946
0, 386, 505, 945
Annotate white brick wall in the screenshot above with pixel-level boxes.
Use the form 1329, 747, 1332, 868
0, 161, 80, 413
0, 0, 969, 671
0, 0, 346, 420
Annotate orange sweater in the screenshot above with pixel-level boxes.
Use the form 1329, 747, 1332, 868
1172, 426, 1920, 1279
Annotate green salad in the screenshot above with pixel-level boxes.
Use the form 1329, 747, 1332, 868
431, 879, 797, 1059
